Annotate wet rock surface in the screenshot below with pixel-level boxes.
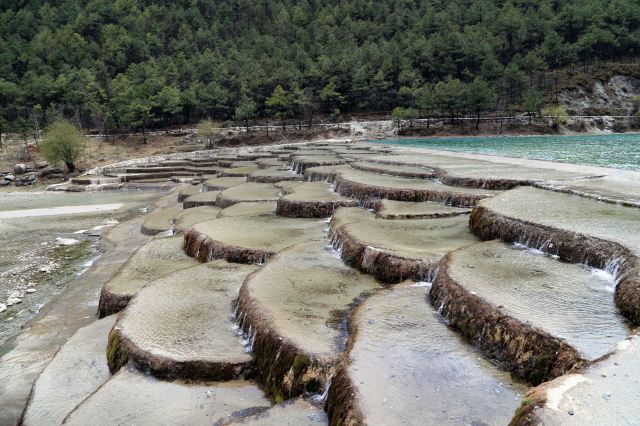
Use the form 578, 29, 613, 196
276, 181, 358, 218
218, 201, 278, 217
108, 261, 258, 380
22, 316, 116, 426
373, 199, 471, 219
184, 215, 324, 263
237, 241, 380, 400
470, 186, 640, 324
173, 205, 221, 233
431, 241, 631, 384
141, 204, 182, 234
332, 214, 478, 283
227, 398, 327, 425
63, 365, 271, 425
513, 335, 640, 425
182, 190, 221, 208
332, 168, 496, 206
216, 182, 281, 208
202, 176, 247, 191
327, 285, 526, 425
99, 236, 199, 316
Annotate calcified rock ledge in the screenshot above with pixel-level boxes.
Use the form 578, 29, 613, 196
107, 262, 257, 381
184, 228, 273, 264
276, 198, 358, 218
183, 216, 323, 264
349, 161, 437, 179
329, 211, 477, 283
330, 224, 437, 283
235, 242, 378, 402
470, 206, 640, 325
430, 252, 583, 385
330, 170, 492, 207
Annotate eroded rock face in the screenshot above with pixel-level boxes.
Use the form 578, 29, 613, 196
327, 285, 526, 425
107, 261, 257, 380
236, 241, 380, 401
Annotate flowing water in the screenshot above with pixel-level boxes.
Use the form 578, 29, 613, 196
0, 190, 161, 346
370, 133, 640, 169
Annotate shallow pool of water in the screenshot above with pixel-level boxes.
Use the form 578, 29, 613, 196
369, 133, 640, 170
0, 189, 162, 346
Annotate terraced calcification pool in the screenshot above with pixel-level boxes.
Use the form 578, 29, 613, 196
370, 133, 640, 170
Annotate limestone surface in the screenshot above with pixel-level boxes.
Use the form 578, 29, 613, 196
333, 214, 478, 282
63, 366, 271, 425
172, 206, 221, 233
98, 236, 199, 316
22, 316, 116, 426
327, 285, 526, 425
184, 215, 324, 263
237, 241, 380, 399
374, 199, 470, 219
216, 183, 281, 208
108, 261, 258, 380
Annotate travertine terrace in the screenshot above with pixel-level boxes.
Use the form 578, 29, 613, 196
20, 139, 640, 425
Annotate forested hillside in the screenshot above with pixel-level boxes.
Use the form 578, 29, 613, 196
0, 0, 638, 135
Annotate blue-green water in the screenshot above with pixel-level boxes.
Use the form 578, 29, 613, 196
369, 134, 640, 170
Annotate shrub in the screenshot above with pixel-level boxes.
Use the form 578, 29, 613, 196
40, 120, 85, 172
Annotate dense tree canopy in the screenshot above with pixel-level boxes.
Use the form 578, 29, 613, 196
0, 0, 638, 134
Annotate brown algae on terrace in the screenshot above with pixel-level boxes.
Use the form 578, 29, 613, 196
276, 181, 358, 218
183, 215, 325, 263
108, 261, 258, 380
237, 241, 380, 399
98, 236, 199, 316
327, 285, 527, 425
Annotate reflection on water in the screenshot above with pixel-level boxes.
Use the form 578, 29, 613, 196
371, 133, 640, 169
0, 189, 161, 346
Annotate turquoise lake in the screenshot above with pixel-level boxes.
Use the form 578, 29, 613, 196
369, 133, 640, 170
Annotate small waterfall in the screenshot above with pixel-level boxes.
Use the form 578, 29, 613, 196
311, 376, 333, 404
